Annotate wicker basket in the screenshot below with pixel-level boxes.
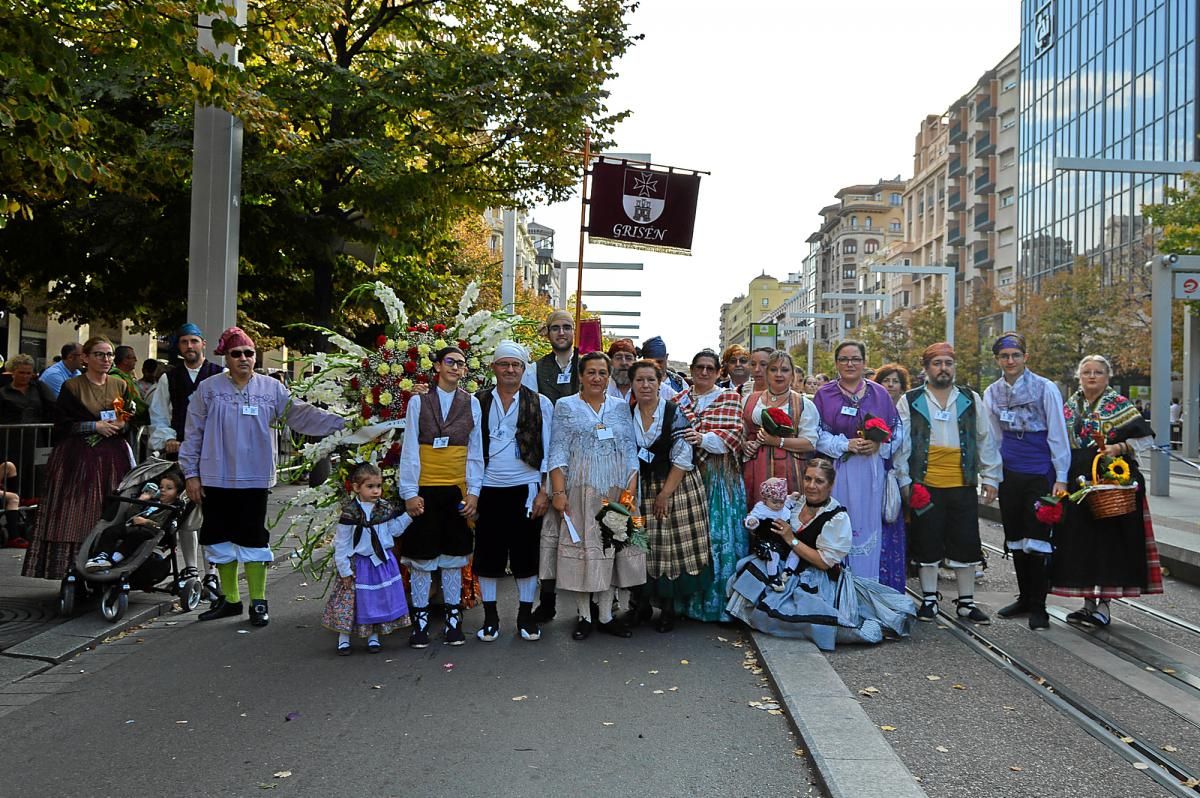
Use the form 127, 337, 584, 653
1084, 454, 1138, 520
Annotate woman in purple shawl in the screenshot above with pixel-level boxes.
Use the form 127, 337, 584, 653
812, 341, 904, 588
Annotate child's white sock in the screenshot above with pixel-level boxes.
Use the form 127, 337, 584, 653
337, 633, 350, 646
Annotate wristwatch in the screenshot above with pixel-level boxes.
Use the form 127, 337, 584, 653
789, 538, 800, 548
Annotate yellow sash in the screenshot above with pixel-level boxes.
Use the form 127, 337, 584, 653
418, 444, 468, 492
924, 446, 965, 489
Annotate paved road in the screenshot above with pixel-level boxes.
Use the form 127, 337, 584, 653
2, 564, 820, 798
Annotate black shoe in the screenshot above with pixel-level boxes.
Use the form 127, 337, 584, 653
337, 641, 352, 656
444, 604, 465, 646
916, 600, 938, 622
532, 591, 556, 623
655, 609, 677, 633
249, 599, 270, 627
955, 600, 991, 625
476, 624, 500, 642
997, 597, 1031, 618
1065, 609, 1093, 626
409, 607, 431, 649
1028, 606, 1049, 630
198, 597, 243, 621
623, 600, 653, 628
572, 617, 593, 640
597, 619, 633, 638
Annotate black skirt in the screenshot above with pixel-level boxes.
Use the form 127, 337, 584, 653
199, 487, 270, 549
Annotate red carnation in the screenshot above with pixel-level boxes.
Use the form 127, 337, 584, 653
416, 323, 428, 332
404, 360, 417, 374
1035, 500, 1063, 526
381, 348, 392, 361
372, 385, 381, 399
415, 374, 429, 384
401, 390, 412, 401
407, 347, 419, 359
376, 334, 388, 347
361, 403, 372, 419
910, 483, 933, 515
361, 358, 370, 369
380, 407, 392, 420
408, 326, 417, 333
349, 377, 360, 390
458, 339, 470, 351
862, 415, 893, 444
433, 323, 447, 334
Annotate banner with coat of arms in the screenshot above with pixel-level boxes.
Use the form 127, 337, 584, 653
586, 160, 701, 255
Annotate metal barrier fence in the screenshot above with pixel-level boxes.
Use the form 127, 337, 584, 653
0, 423, 54, 502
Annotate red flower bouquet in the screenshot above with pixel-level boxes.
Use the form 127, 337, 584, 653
1034, 500, 1063, 526
909, 483, 933, 516
860, 413, 893, 444
761, 406, 795, 438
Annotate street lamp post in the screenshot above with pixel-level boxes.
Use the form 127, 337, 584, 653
865, 265, 957, 346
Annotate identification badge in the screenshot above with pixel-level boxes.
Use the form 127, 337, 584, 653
638, 447, 655, 463
999, 410, 1016, 424
934, 409, 953, 422
241, 404, 259, 417
492, 427, 507, 439
100, 410, 117, 422
840, 405, 858, 417
596, 427, 614, 441
556, 373, 572, 385
433, 436, 450, 449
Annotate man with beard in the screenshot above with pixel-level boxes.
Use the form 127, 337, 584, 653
149, 323, 225, 597
895, 343, 1001, 624
521, 310, 579, 403
474, 340, 554, 642
608, 338, 673, 403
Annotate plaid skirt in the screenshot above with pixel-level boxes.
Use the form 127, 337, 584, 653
640, 467, 711, 581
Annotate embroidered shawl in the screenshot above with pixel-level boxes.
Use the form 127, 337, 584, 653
673, 387, 744, 453
1063, 387, 1154, 449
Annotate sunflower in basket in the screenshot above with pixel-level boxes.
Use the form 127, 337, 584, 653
1104, 457, 1132, 485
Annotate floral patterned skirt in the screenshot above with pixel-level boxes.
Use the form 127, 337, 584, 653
322, 553, 410, 637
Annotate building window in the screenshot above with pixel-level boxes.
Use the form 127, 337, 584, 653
863, 239, 880, 254
1002, 78, 1017, 93
843, 268, 857, 280
890, 193, 902, 206
864, 217, 873, 229
760, 297, 769, 308
1000, 192, 1014, 207
842, 240, 858, 254
889, 220, 901, 232
850, 215, 858, 228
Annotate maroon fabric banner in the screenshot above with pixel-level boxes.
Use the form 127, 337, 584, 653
587, 161, 701, 255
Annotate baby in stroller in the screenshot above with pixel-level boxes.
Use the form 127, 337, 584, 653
84, 472, 185, 572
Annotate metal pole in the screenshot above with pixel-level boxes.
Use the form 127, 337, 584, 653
187, 0, 247, 337
1184, 304, 1200, 459
574, 129, 591, 347
1150, 256, 1172, 496
501, 209, 516, 313
807, 334, 814, 376
945, 274, 956, 347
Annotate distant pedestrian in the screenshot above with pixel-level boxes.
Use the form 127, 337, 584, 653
182, 326, 345, 628
322, 463, 412, 655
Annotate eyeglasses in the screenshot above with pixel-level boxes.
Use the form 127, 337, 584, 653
693, 364, 717, 373
1079, 371, 1107, 378
441, 359, 467, 369
227, 349, 256, 359
729, 357, 750, 365
836, 356, 864, 365
90, 352, 115, 359
548, 324, 573, 333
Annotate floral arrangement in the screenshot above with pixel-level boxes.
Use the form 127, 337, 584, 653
595, 489, 647, 553
909, 483, 933, 516
859, 414, 893, 444
271, 280, 517, 585
88, 397, 135, 446
1034, 490, 1068, 525
761, 406, 795, 439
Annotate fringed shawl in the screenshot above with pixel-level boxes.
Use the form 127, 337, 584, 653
1063, 387, 1155, 449
673, 387, 744, 453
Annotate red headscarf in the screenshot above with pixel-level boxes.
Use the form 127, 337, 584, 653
921, 342, 955, 365
214, 326, 254, 356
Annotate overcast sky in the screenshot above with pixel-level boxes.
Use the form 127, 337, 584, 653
532, 0, 1021, 359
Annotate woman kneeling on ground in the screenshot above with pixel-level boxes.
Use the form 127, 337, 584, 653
725, 458, 915, 651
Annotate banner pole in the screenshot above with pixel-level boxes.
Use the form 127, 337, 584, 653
574, 128, 591, 347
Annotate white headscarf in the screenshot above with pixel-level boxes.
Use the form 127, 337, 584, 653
490, 339, 529, 365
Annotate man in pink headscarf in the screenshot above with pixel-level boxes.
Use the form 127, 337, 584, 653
180, 327, 347, 627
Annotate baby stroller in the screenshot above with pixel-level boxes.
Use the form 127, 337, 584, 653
59, 458, 204, 622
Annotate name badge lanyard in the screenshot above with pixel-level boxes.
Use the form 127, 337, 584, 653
236, 383, 260, 418
928, 391, 955, 426
838, 382, 864, 420
583, 399, 612, 440
1000, 380, 1025, 440
489, 396, 519, 457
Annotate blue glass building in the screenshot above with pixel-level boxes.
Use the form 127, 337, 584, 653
1019, 0, 1198, 292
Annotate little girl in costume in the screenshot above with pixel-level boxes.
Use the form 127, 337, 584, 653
322, 463, 412, 655
744, 477, 801, 591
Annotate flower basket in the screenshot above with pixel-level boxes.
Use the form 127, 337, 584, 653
1083, 454, 1138, 520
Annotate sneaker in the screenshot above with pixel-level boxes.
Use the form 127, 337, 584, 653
249, 599, 270, 627
85, 555, 113, 572
476, 624, 501, 642
916, 600, 938, 622
955, 602, 991, 625
518, 618, 541, 641
1088, 610, 1110, 628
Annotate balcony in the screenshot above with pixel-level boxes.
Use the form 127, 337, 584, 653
945, 253, 959, 272
973, 239, 993, 268
947, 221, 965, 246
974, 167, 995, 194
974, 95, 994, 120
973, 198, 994, 232
975, 132, 994, 158
948, 156, 965, 178
948, 187, 964, 210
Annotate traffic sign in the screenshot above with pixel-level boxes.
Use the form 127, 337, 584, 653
1176, 273, 1200, 300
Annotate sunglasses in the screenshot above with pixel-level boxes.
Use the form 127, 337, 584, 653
692, 364, 718, 373
227, 349, 256, 359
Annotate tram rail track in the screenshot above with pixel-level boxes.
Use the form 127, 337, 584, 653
908, 586, 1200, 796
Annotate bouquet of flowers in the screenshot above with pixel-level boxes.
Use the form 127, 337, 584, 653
1034, 490, 1068, 526
859, 413, 893, 444
909, 483, 933, 516
595, 489, 648, 553
761, 406, 795, 439
273, 280, 517, 585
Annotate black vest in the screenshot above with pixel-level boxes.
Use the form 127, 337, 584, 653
478, 386, 544, 471
167, 361, 223, 441
633, 401, 680, 481
535, 352, 578, 404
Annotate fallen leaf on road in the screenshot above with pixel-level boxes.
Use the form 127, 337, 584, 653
748, 701, 762, 707
371, 685, 383, 689
175, 720, 188, 724
273, 771, 292, 779
1133, 762, 1149, 770
442, 663, 454, 671
652, 690, 664, 694
1163, 668, 1177, 674
648, 670, 659, 674
125, 720, 135, 725
668, 687, 678, 692
237, 630, 250, 635
717, 636, 729, 642
1145, 666, 1157, 672
680, 659, 689, 665
926, 675, 941, 681
767, 709, 783, 716
285, 712, 299, 721
1120, 736, 1135, 743
935, 746, 949, 753
1009, 766, 1023, 772
1182, 777, 1200, 788
858, 687, 880, 697
952, 684, 966, 690
1163, 745, 1179, 752
880, 725, 896, 732
257, 784, 277, 790
1002, 706, 1016, 711
512, 696, 528, 701
793, 748, 806, 757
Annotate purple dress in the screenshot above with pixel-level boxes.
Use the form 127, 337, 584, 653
812, 381, 905, 590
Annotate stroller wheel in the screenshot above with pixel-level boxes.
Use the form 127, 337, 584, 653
59, 577, 76, 617
180, 578, 202, 612
100, 585, 128, 622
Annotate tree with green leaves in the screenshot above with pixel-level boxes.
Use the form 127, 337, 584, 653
1, 1, 637, 348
